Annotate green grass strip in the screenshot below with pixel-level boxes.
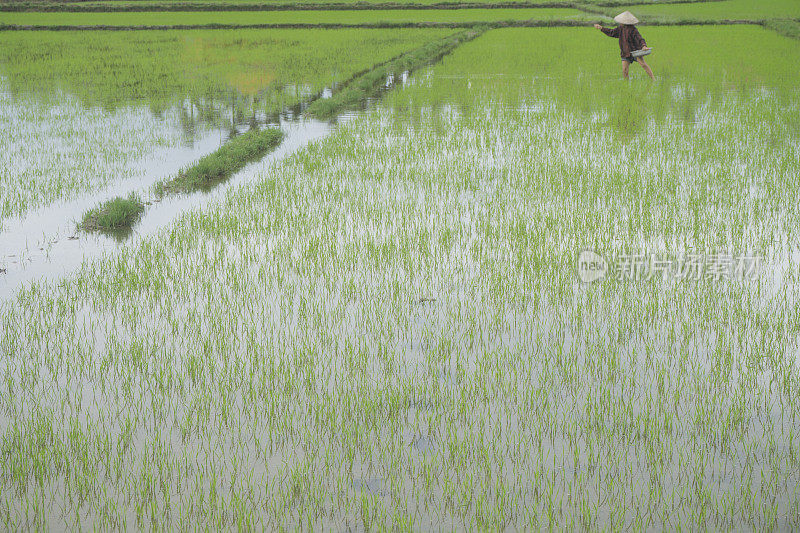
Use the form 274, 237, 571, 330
155, 127, 284, 195
305, 28, 484, 118
81, 193, 145, 232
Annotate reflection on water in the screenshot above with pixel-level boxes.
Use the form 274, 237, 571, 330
152, 84, 337, 143
390, 73, 800, 144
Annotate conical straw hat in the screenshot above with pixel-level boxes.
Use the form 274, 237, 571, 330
614, 11, 639, 24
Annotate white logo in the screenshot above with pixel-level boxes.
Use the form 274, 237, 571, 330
577, 250, 608, 283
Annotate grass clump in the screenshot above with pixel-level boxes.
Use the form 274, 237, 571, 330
156, 127, 284, 195
80, 193, 144, 232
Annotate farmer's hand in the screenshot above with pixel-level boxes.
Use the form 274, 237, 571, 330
593, 24, 602, 29
643, 45, 651, 50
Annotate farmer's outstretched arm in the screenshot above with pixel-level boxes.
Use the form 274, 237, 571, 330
594, 24, 620, 38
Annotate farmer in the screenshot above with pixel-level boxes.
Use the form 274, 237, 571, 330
594, 11, 654, 80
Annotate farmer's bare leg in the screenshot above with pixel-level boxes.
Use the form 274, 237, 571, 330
622, 60, 630, 79
637, 57, 655, 80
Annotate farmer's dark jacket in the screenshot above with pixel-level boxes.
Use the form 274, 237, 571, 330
601, 25, 647, 58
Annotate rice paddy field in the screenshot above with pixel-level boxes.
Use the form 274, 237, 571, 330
2, 1, 800, 530
0, 28, 448, 221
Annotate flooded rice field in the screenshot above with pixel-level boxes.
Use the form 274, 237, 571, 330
0, 28, 447, 300
1, 24, 800, 530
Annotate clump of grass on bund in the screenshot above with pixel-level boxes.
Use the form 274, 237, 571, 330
156, 127, 284, 196
80, 193, 144, 232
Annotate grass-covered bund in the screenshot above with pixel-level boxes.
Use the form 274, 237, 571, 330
306, 27, 484, 118
156, 127, 284, 195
